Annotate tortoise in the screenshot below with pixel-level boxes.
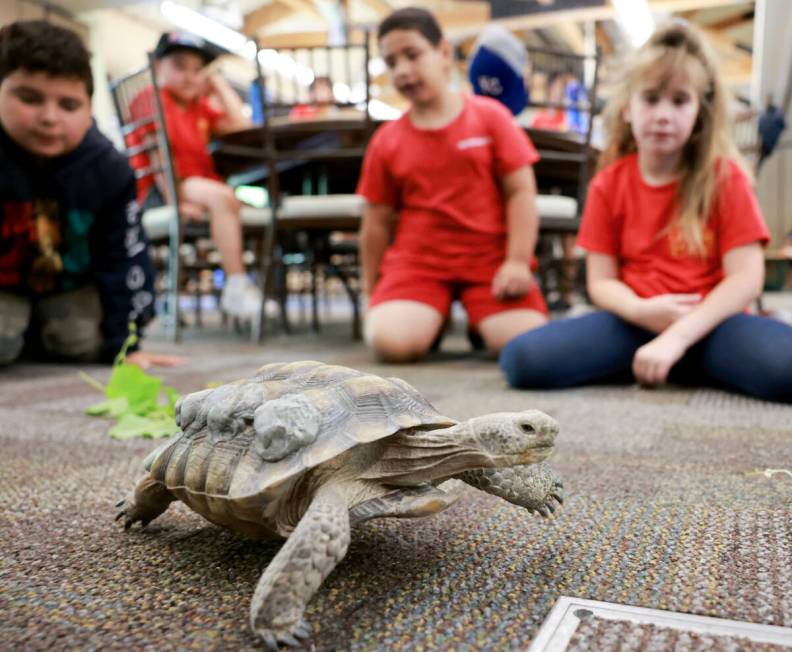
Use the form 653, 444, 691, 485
116, 360, 564, 649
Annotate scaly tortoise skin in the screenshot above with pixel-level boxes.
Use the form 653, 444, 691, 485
116, 360, 564, 649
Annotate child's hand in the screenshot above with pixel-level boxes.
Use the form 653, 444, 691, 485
634, 293, 701, 332
126, 351, 188, 370
492, 260, 533, 300
632, 333, 688, 385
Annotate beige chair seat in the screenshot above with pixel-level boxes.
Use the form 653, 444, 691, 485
536, 194, 578, 220
278, 194, 364, 220
141, 205, 272, 241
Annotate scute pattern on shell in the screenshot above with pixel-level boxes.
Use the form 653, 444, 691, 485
154, 361, 456, 500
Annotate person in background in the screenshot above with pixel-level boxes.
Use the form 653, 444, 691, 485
289, 76, 336, 120
529, 71, 569, 132
500, 20, 792, 403
130, 31, 262, 320
358, 7, 548, 363
0, 20, 182, 369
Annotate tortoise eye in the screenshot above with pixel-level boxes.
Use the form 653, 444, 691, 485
519, 422, 535, 434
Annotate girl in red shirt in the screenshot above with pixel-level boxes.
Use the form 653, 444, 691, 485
500, 21, 792, 403
358, 7, 548, 363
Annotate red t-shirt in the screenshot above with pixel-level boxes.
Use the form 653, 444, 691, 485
577, 153, 769, 297
128, 87, 224, 202
356, 95, 539, 281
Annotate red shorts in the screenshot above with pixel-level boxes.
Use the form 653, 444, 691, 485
368, 268, 548, 329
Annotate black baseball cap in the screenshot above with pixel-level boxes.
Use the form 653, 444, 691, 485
153, 31, 219, 64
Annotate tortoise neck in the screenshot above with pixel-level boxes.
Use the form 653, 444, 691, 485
361, 424, 494, 485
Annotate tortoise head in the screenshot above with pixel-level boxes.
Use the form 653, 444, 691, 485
454, 409, 558, 466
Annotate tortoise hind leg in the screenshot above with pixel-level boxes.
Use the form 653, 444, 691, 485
250, 485, 350, 650
115, 475, 175, 529
456, 462, 564, 516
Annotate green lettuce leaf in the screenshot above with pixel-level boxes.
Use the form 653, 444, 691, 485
82, 324, 182, 439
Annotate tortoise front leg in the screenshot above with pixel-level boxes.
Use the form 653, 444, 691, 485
250, 485, 350, 650
115, 475, 175, 529
456, 462, 564, 516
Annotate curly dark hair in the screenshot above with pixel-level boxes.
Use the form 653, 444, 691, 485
377, 7, 443, 45
0, 20, 93, 96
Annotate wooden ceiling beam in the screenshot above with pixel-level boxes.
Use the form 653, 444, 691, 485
432, 2, 490, 33
446, 0, 754, 42
243, 2, 294, 37
554, 21, 586, 55
357, 0, 394, 18
595, 22, 614, 57
255, 30, 330, 49
701, 10, 754, 32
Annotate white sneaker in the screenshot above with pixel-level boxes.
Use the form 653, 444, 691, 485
221, 274, 263, 319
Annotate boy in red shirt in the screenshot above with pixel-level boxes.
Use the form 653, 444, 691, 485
131, 32, 261, 319
358, 8, 547, 363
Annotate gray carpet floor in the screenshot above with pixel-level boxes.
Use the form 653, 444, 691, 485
1, 316, 791, 651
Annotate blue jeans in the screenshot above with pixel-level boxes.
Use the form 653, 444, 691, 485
499, 311, 792, 403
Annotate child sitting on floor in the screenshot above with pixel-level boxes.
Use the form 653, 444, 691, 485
358, 7, 548, 363
130, 31, 261, 320
0, 20, 180, 369
500, 20, 792, 403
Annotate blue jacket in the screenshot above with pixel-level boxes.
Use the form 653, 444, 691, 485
0, 122, 156, 361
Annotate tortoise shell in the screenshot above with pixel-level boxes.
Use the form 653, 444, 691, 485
147, 361, 456, 501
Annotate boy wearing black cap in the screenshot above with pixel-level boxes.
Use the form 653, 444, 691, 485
0, 19, 180, 369
131, 31, 261, 319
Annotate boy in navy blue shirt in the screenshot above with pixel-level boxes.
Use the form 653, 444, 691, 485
0, 20, 179, 368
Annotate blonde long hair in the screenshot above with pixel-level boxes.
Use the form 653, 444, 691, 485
599, 20, 746, 254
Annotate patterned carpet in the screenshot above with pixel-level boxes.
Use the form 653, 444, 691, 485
1, 324, 791, 651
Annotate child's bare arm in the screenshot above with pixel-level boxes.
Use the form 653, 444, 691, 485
207, 73, 251, 134
360, 203, 396, 295
492, 166, 539, 299
631, 244, 763, 385
646, 244, 763, 346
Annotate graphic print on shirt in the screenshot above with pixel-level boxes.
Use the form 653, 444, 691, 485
0, 200, 95, 293
668, 222, 716, 259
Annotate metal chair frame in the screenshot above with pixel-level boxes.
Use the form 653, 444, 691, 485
108, 54, 184, 342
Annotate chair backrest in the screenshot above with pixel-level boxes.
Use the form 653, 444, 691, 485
108, 54, 182, 231
524, 45, 601, 211
108, 55, 184, 341
251, 41, 372, 214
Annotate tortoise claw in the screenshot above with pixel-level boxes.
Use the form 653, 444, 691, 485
280, 633, 301, 647
255, 619, 313, 649
294, 620, 312, 639
261, 631, 279, 651
115, 498, 126, 508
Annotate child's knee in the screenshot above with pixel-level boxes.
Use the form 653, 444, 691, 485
37, 287, 103, 361
366, 328, 432, 363
0, 292, 31, 365
202, 184, 239, 215
498, 331, 550, 388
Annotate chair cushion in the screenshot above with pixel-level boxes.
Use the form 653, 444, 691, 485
536, 194, 578, 219
240, 205, 272, 227
141, 205, 177, 240
279, 194, 364, 219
